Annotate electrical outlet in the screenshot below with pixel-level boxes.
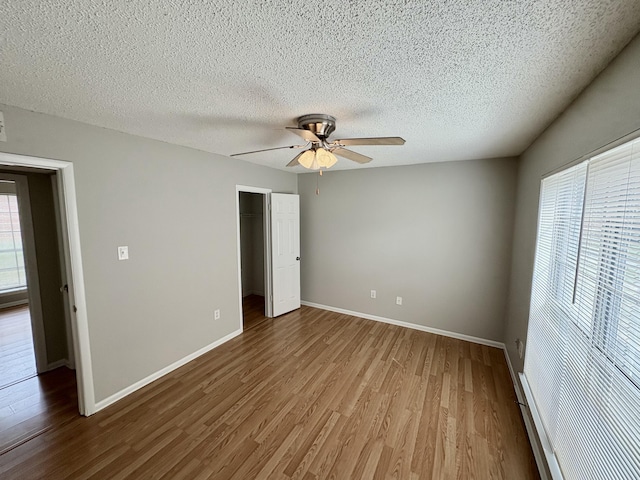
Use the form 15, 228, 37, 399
370, 290, 376, 299
396, 296, 403, 306
117, 246, 129, 260
214, 309, 220, 320
516, 338, 525, 359
0, 112, 6, 142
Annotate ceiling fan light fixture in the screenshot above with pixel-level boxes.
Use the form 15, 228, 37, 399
315, 148, 337, 169
327, 151, 338, 168
297, 150, 316, 169
297, 147, 337, 171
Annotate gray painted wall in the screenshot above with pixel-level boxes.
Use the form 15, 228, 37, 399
298, 158, 518, 341
504, 34, 640, 373
0, 104, 297, 402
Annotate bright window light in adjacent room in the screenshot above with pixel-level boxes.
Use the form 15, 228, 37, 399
0, 194, 26, 292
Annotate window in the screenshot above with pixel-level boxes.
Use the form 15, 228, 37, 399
0, 193, 26, 292
522, 137, 640, 479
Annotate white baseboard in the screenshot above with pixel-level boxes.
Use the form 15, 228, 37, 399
502, 346, 525, 403
94, 328, 243, 413
45, 358, 72, 371
520, 373, 561, 480
300, 300, 505, 349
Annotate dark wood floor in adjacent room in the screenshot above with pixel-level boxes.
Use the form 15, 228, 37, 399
242, 294, 267, 330
0, 367, 78, 456
0, 305, 79, 458
0, 301, 539, 479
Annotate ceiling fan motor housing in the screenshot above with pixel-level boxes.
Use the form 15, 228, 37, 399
297, 114, 336, 140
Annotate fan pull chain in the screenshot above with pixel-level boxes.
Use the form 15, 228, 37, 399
316, 170, 320, 195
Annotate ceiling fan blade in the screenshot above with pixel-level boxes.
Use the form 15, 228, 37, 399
333, 148, 372, 164
286, 127, 321, 143
333, 136, 405, 146
230, 145, 303, 157
286, 151, 306, 167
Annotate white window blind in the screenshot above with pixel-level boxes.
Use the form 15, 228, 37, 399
523, 137, 640, 480
0, 194, 26, 292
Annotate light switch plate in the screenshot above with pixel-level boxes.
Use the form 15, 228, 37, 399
0, 112, 6, 142
117, 246, 129, 260
396, 296, 403, 305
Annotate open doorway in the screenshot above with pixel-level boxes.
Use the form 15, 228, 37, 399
0, 180, 36, 389
239, 191, 269, 329
0, 169, 81, 453
0, 151, 93, 422
236, 187, 301, 331
0, 171, 72, 377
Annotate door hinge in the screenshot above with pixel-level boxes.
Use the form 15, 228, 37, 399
73, 305, 78, 313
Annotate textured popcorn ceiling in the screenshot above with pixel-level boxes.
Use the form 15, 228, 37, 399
1, 1, 639, 171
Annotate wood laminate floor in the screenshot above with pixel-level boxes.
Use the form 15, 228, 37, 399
0, 304, 539, 479
0, 306, 37, 389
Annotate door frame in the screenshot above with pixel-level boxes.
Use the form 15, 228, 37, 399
0, 151, 94, 416
51, 176, 76, 369
236, 185, 273, 328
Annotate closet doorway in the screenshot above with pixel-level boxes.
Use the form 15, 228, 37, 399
236, 186, 301, 330
239, 191, 268, 329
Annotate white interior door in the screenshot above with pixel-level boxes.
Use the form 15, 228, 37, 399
270, 193, 300, 317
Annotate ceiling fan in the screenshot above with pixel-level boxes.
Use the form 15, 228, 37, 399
231, 114, 405, 170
